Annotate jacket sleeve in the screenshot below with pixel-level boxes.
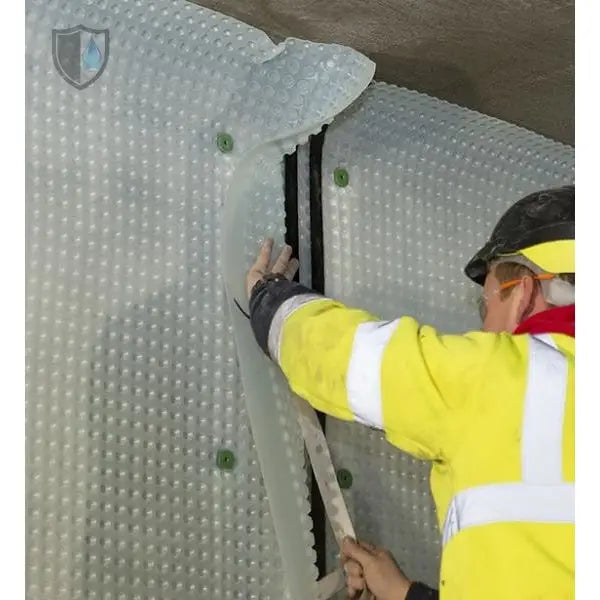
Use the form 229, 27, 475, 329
249, 280, 517, 461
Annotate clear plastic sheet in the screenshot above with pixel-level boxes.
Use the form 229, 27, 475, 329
26, 1, 374, 598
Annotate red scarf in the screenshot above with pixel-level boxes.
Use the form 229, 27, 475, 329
513, 304, 575, 338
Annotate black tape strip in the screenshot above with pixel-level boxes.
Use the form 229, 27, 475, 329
284, 151, 300, 282
309, 127, 327, 294
308, 127, 328, 578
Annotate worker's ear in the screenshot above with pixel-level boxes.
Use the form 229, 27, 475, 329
512, 276, 537, 325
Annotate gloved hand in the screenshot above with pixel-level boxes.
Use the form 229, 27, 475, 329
246, 238, 299, 299
341, 537, 412, 600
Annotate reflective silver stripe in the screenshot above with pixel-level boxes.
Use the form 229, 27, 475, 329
442, 333, 571, 545
346, 320, 400, 429
442, 482, 574, 545
268, 293, 323, 363
521, 334, 568, 484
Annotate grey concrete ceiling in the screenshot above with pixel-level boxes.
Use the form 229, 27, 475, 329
192, 0, 574, 145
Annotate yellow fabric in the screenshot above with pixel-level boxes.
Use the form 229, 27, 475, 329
441, 523, 574, 599
518, 239, 575, 273
278, 299, 575, 600
279, 298, 376, 420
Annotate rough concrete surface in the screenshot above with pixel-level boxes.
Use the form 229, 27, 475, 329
192, 0, 574, 144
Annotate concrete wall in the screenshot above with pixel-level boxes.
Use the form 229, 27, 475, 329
194, 0, 574, 144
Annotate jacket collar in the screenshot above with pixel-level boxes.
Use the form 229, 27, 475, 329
513, 304, 575, 338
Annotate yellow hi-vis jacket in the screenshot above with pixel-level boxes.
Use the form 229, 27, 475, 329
266, 296, 574, 600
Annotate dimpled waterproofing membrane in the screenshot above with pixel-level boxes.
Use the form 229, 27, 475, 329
25, 0, 374, 598
312, 81, 574, 587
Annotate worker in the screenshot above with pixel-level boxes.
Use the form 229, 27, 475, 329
245, 185, 575, 599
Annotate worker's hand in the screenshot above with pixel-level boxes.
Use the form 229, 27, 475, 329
341, 537, 412, 600
246, 238, 299, 299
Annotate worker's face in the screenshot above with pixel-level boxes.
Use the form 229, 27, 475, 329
480, 266, 539, 333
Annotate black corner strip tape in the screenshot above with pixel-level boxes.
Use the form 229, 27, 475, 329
284, 151, 300, 282
309, 127, 327, 294
308, 127, 328, 578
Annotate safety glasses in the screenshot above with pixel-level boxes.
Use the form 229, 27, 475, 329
477, 273, 555, 322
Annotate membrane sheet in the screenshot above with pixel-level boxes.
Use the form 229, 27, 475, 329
26, 1, 373, 599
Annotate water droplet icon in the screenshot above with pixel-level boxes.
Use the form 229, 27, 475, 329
82, 37, 102, 71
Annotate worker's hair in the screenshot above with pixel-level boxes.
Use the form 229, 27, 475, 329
494, 262, 575, 302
